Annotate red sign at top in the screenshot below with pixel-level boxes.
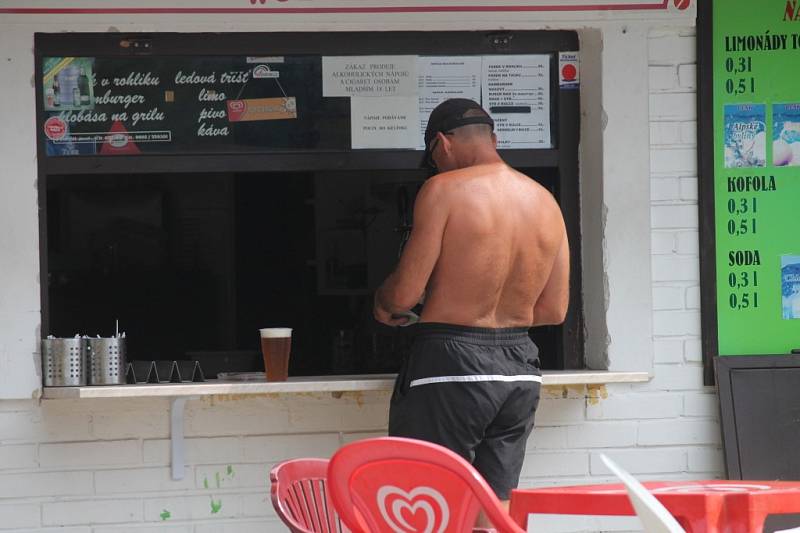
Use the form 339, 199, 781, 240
0, 0, 685, 15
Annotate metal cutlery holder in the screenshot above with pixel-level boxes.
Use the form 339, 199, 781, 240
87, 337, 126, 385
42, 337, 88, 386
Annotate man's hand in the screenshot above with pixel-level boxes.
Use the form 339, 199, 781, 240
373, 294, 413, 327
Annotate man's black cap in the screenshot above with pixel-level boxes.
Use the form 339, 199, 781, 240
423, 98, 494, 167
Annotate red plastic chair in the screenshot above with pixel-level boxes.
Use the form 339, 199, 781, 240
327, 436, 525, 533
270, 458, 351, 533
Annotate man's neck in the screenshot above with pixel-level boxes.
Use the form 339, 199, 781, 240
459, 147, 503, 168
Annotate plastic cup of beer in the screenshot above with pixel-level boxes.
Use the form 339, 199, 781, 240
259, 328, 292, 381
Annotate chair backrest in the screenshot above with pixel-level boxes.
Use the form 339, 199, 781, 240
270, 458, 350, 533
599, 454, 685, 533
327, 436, 525, 533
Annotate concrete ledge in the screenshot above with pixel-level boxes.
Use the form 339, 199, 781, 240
42, 371, 650, 399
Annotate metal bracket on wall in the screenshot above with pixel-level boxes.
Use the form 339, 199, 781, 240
170, 396, 199, 481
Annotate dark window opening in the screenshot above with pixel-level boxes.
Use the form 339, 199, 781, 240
46, 169, 562, 377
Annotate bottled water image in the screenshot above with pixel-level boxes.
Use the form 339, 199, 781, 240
724, 104, 766, 168
781, 255, 800, 320
772, 103, 800, 167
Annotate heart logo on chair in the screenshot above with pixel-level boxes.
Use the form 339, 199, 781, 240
377, 485, 450, 533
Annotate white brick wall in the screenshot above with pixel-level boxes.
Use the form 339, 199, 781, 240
0, 471, 93, 499
648, 27, 706, 374
43, 499, 143, 526
649, 30, 697, 64
0, 503, 41, 530
654, 339, 685, 363
39, 440, 141, 468
586, 393, 682, 420
590, 449, 686, 475
0, 393, 389, 532
645, 23, 723, 490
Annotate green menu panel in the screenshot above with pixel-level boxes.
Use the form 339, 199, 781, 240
714, 0, 800, 355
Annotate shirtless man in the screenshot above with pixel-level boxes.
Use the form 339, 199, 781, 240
374, 99, 570, 512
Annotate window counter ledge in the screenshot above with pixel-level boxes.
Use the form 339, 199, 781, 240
41, 370, 649, 400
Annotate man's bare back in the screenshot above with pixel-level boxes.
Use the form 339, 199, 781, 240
421, 162, 568, 328
374, 161, 568, 329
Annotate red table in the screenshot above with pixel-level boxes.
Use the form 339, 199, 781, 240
510, 480, 800, 533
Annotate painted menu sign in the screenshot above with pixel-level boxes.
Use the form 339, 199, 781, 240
41, 55, 334, 156
713, 0, 800, 355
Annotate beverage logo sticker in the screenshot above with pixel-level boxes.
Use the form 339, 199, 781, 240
44, 116, 67, 140
559, 51, 579, 90
252, 65, 280, 79
108, 132, 129, 149
226, 97, 297, 122
100, 121, 141, 155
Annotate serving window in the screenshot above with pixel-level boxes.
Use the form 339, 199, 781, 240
36, 31, 583, 379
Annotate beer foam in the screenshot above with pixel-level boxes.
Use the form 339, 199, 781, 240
260, 328, 292, 338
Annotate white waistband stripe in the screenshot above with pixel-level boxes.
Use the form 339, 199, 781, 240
409, 374, 543, 387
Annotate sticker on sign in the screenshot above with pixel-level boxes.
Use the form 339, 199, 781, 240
252, 65, 280, 79
558, 51, 579, 90
673, 0, 691, 11
44, 116, 67, 140
226, 97, 297, 122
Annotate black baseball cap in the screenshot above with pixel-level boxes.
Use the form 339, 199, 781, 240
423, 98, 494, 168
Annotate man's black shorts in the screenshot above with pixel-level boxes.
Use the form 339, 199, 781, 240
388, 322, 541, 500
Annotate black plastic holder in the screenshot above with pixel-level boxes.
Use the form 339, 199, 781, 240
125, 360, 205, 384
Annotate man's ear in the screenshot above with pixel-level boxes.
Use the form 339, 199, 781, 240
439, 131, 453, 155
491, 132, 498, 147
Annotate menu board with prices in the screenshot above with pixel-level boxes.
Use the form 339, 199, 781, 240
40, 54, 555, 157
712, 0, 800, 355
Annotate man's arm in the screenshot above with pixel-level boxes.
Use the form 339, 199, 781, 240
532, 227, 570, 326
374, 179, 448, 326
